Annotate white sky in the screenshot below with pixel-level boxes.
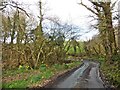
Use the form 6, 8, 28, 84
13, 0, 101, 41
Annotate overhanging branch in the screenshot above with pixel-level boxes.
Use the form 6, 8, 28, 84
0, 1, 30, 17
78, 1, 98, 16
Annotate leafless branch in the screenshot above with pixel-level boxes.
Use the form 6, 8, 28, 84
78, 0, 98, 16
0, 1, 30, 17
8, 4, 29, 17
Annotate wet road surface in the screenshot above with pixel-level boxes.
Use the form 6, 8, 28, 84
50, 60, 105, 88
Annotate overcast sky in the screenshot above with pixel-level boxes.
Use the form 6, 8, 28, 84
13, 0, 101, 41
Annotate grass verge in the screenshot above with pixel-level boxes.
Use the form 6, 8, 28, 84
2, 60, 81, 88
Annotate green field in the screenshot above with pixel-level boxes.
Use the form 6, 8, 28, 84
64, 41, 85, 54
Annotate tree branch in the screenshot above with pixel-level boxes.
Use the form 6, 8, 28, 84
0, 1, 29, 17
78, 1, 98, 16
9, 4, 29, 17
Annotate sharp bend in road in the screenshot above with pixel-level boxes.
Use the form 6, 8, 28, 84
50, 60, 105, 88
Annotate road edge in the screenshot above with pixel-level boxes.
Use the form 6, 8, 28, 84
39, 62, 84, 88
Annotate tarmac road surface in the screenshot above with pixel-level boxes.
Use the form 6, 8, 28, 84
50, 60, 105, 89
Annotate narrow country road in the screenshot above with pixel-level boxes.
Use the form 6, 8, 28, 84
49, 60, 105, 89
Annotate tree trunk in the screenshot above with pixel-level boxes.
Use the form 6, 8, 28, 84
103, 2, 117, 55
118, 1, 120, 51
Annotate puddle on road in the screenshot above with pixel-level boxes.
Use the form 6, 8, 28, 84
51, 61, 105, 89
75, 61, 104, 88
53, 61, 90, 88
87, 67, 104, 88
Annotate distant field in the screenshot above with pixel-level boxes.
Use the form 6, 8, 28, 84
64, 41, 85, 54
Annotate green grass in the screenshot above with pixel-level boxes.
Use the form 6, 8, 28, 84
64, 41, 85, 54
2, 80, 28, 88
30, 74, 42, 83
2, 61, 81, 88
67, 47, 80, 54
3, 65, 32, 77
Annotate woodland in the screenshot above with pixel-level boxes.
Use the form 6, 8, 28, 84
1, 0, 120, 88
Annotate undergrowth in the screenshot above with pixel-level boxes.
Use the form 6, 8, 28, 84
2, 61, 81, 88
